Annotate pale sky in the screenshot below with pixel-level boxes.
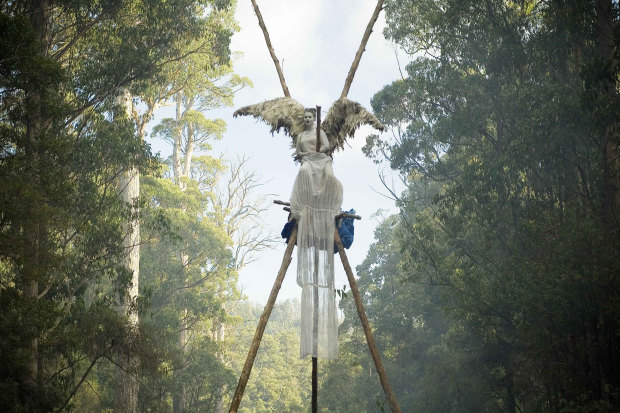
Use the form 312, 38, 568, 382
148, 0, 405, 304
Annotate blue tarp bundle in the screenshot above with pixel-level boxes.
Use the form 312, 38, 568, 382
280, 220, 295, 242
280, 209, 355, 253
336, 209, 355, 252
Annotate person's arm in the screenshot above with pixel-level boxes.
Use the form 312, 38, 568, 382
319, 129, 330, 153
296, 133, 309, 159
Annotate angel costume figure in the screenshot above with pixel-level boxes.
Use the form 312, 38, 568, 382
291, 108, 343, 359
234, 97, 383, 360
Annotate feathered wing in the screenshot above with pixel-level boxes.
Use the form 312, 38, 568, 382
321, 97, 384, 151
233, 97, 306, 146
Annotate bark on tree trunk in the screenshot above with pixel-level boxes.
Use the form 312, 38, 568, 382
173, 98, 183, 186
173, 263, 188, 413
114, 164, 140, 413
183, 122, 195, 179
172, 310, 187, 413
214, 318, 227, 413
597, 8, 619, 401
173, 97, 193, 411
595, 4, 620, 402
24, 276, 39, 392
24, 96, 42, 389
114, 91, 140, 413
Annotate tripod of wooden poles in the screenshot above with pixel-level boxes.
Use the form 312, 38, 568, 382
231, 1, 394, 404
227, 208, 402, 412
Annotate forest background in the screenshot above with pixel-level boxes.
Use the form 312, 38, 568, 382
1, 0, 619, 412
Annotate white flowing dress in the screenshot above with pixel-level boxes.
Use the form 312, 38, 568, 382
290, 127, 343, 359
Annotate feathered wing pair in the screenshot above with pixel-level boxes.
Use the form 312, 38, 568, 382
233, 96, 384, 152
234, 97, 383, 360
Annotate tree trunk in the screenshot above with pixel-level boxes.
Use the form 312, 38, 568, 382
24, 90, 42, 391
182, 122, 195, 179
173, 387, 187, 413
23, 0, 50, 392
173, 96, 192, 412
173, 97, 183, 186
114, 90, 140, 413
173, 263, 189, 413
213, 318, 227, 413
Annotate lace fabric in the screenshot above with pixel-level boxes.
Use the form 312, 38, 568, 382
290, 129, 343, 359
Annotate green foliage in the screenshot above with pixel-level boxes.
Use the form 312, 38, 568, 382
226, 300, 312, 412
0, 0, 242, 410
118, 161, 240, 411
353, 0, 620, 411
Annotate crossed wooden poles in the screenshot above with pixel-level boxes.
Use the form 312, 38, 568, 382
228, 203, 402, 413
232, 2, 394, 409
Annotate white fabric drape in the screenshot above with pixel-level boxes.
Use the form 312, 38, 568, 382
290, 128, 343, 359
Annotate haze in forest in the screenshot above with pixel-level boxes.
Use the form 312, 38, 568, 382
1, 0, 619, 412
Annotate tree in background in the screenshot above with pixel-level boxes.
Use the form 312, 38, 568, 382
0, 0, 244, 411
225, 299, 311, 412
113, 4, 241, 409
134, 136, 274, 412
122, 10, 247, 409
357, 0, 620, 411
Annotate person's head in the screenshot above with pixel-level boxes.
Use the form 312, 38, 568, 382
303, 108, 316, 127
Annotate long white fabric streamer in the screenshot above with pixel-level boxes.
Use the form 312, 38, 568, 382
290, 129, 343, 359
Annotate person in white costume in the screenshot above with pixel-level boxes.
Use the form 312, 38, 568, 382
233, 97, 383, 359
289, 108, 343, 359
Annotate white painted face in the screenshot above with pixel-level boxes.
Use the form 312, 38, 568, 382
303, 111, 314, 126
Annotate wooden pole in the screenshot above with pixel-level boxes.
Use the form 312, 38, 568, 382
334, 229, 403, 413
315, 105, 322, 152
250, 0, 291, 98
312, 106, 320, 412
228, 225, 298, 413
312, 357, 318, 412
341, 0, 385, 98
311, 244, 320, 412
